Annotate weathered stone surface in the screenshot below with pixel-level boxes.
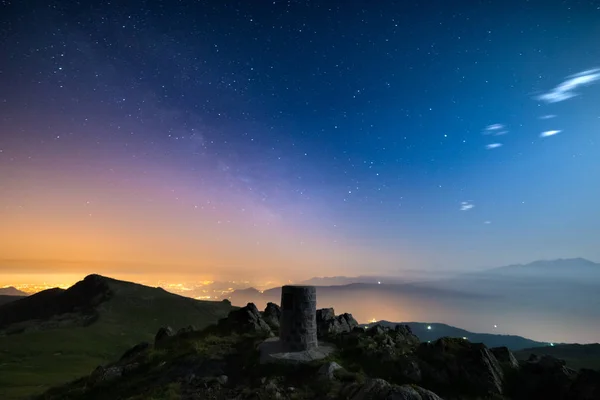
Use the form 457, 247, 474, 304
177, 325, 196, 335
218, 303, 272, 334
340, 378, 444, 400
316, 307, 359, 337
279, 285, 317, 351
491, 346, 519, 369
508, 354, 577, 399
258, 337, 334, 364
417, 337, 504, 395
154, 326, 175, 344
119, 341, 150, 362
88, 365, 123, 387
569, 369, 600, 400
262, 302, 281, 330
318, 361, 343, 380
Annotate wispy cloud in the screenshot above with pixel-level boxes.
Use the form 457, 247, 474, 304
539, 114, 556, 120
485, 143, 503, 150
537, 68, 600, 103
540, 130, 561, 138
483, 124, 506, 135
484, 221, 492, 224
460, 201, 474, 211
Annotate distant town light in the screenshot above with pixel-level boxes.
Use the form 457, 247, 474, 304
377, 281, 381, 284
427, 325, 432, 330
550, 343, 554, 347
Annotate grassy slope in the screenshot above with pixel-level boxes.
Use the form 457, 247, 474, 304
0, 278, 233, 400
514, 343, 600, 371
0, 295, 26, 306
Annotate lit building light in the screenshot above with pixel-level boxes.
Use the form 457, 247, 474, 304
427, 325, 432, 330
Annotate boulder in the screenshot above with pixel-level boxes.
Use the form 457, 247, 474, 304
87, 365, 123, 387
316, 308, 358, 337
218, 303, 272, 334
508, 354, 576, 399
569, 369, 600, 400
177, 325, 196, 335
262, 302, 281, 330
366, 324, 386, 337
318, 361, 343, 380
417, 337, 504, 396
119, 341, 150, 362
154, 326, 175, 345
340, 378, 444, 400
491, 346, 519, 369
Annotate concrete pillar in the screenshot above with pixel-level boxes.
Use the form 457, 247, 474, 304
279, 285, 318, 351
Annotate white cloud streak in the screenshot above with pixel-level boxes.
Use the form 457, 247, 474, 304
540, 130, 561, 138
537, 68, 600, 103
485, 143, 503, 149
460, 201, 474, 211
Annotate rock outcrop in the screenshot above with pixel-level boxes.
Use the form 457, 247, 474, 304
218, 303, 272, 335
262, 302, 281, 330
119, 341, 150, 362
318, 361, 343, 380
417, 337, 504, 396
340, 378, 444, 400
154, 326, 175, 345
316, 307, 358, 337
491, 346, 520, 369
508, 354, 577, 399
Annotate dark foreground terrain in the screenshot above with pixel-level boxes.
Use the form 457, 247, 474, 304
38, 303, 600, 400
0, 275, 233, 399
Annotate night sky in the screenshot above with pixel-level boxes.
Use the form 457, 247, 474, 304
1, 0, 600, 282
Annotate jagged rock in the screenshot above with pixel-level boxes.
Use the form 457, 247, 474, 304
366, 324, 386, 337
316, 307, 358, 337
508, 354, 577, 399
217, 375, 228, 385
119, 341, 150, 362
154, 326, 175, 344
340, 378, 444, 400
491, 346, 519, 369
318, 361, 343, 380
177, 325, 196, 335
569, 369, 600, 400
218, 303, 272, 334
417, 337, 504, 395
88, 365, 123, 387
262, 302, 281, 330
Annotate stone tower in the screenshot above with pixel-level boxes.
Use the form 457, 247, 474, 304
279, 285, 318, 351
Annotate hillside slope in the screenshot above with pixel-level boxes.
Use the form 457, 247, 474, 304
515, 343, 600, 371
368, 320, 550, 351
36, 303, 600, 400
0, 295, 26, 306
0, 274, 234, 400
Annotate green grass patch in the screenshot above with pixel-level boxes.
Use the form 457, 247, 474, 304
0, 281, 232, 400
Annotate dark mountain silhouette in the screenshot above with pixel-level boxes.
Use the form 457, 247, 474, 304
0, 295, 25, 306
515, 343, 600, 371
0, 274, 234, 398
0, 274, 111, 329
0, 286, 28, 296
367, 320, 551, 350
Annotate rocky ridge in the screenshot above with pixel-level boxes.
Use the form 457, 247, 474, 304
37, 302, 600, 400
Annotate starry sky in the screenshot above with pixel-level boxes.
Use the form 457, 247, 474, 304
1, 0, 600, 284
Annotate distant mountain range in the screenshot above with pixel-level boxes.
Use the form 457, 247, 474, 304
0, 286, 28, 296
230, 258, 600, 344
365, 320, 553, 350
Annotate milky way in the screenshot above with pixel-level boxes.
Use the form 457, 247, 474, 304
1, 0, 600, 280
